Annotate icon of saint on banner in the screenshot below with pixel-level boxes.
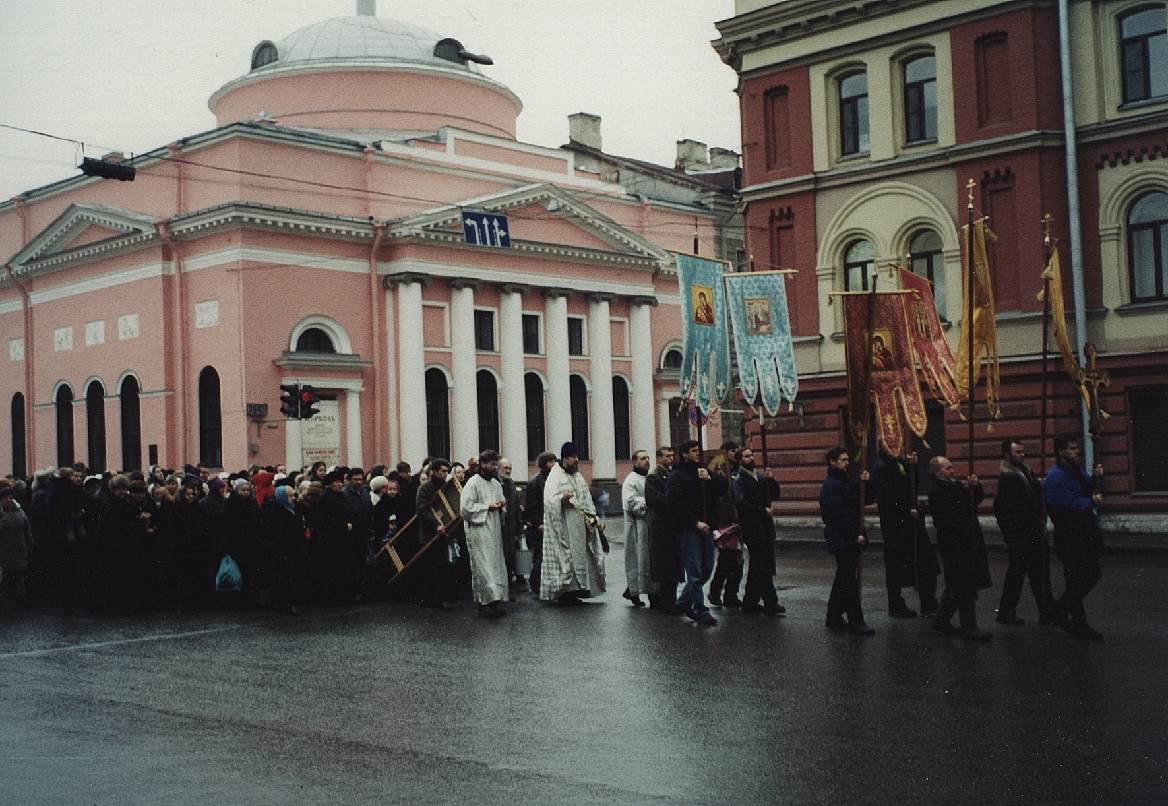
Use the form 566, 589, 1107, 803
691, 285, 715, 326
869, 329, 895, 371
744, 297, 773, 335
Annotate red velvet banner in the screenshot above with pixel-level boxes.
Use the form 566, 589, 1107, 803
899, 268, 960, 408
844, 292, 929, 458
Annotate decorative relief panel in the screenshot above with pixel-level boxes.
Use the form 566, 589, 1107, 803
118, 313, 140, 341
53, 326, 73, 352
85, 320, 105, 346
8, 338, 24, 362
195, 300, 220, 329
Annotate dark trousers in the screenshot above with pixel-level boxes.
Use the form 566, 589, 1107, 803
742, 537, 778, 609
677, 528, 715, 616
527, 526, 543, 592
827, 543, 865, 626
710, 548, 743, 601
1058, 555, 1101, 627
936, 588, 981, 631
998, 538, 1053, 616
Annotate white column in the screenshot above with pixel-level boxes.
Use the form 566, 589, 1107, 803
345, 390, 363, 467
657, 397, 671, 448
395, 277, 428, 467
628, 297, 656, 454
544, 290, 572, 451
588, 294, 616, 481
450, 280, 479, 463
499, 285, 528, 466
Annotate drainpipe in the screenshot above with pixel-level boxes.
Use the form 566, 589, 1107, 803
1058, 0, 1093, 467
368, 221, 385, 464
156, 221, 188, 464
4, 262, 34, 471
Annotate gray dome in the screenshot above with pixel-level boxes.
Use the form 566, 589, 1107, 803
252, 16, 483, 74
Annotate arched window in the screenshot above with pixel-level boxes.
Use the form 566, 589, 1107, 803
86, 381, 106, 472
295, 327, 336, 353
476, 370, 499, 452
120, 375, 142, 472
662, 348, 683, 371
839, 71, 869, 156
612, 377, 631, 461
198, 367, 223, 468
425, 368, 450, 460
10, 393, 26, 478
903, 55, 937, 143
569, 375, 590, 461
55, 384, 74, 468
1121, 6, 1168, 103
1129, 190, 1168, 300
910, 229, 946, 317
844, 240, 875, 291
524, 372, 545, 461
251, 41, 278, 70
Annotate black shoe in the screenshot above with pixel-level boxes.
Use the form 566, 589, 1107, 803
696, 611, 718, 627
478, 604, 504, 618
1038, 609, 1059, 626
826, 618, 848, 632
849, 623, 875, 637
723, 595, 742, 608
741, 603, 762, 614
920, 603, 938, 618
622, 588, 645, 608
932, 620, 961, 635
962, 627, 992, 642
708, 591, 722, 607
889, 603, 918, 618
995, 612, 1025, 626
764, 603, 786, 616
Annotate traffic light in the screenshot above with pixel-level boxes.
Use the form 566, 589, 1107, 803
299, 385, 321, 419
279, 384, 300, 418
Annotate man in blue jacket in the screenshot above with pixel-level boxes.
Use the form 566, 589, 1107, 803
666, 440, 726, 627
1044, 433, 1104, 640
819, 447, 874, 636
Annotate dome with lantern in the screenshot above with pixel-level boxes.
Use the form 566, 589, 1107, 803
208, 0, 522, 139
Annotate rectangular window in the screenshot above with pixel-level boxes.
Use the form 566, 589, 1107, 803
567, 317, 585, 356
904, 55, 937, 143
763, 87, 791, 170
976, 35, 1012, 126
1132, 387, 1168, 491
522, 313, 540, 354
839, 72, 869, 156
473, 309, 494, 351
1121, 8, 1168, 103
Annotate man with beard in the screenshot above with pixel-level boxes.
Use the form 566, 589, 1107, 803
540, 442, 605, 604
1044, 433, 1105, 640
928, 456, 991, 641
994, 439, 1055, 626
620, 449, 651, 607
645, 446, 679, 612
732, 447, 785, 616
667, 440, 726, 626
819, 447, 875, 636
416, 459, 454, 609
872, 450, 939, 618
460, 450, 510, 617
523, 452, 556, 594
498, 458, 522, 589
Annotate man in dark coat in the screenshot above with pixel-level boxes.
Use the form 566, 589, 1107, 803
415, 459, 454, 609
872, 450, 939, 618
666, 440, 727, 627
994, 439, 1054, 626
927, 456, 991, 641
708, 441, 743, 608
523, 452, 555, 594
498, 457, 522, 588
1044, 433, 1104, 640
318, 470, 356, 603
645, 446, 678, 612
343, 467, 373, 601
819, 447, 874, 636
732, 447, 784, 615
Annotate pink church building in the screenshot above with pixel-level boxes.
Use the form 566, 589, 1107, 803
0, 5, 741, 485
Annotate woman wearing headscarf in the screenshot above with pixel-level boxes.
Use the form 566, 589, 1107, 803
252, 470, 276, 511
172, 481, 209, 610
222, 480, 264, 605
265, 483, 308, 615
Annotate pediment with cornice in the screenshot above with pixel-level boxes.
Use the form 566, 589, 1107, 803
7, 203, 159, 276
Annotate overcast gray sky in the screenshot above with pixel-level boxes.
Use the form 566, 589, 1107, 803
0, 0, 741, 201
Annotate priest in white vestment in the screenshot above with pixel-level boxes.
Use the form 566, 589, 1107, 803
460, 450, 510, 616
621, 449, 651, 606
541, 442, 606, 602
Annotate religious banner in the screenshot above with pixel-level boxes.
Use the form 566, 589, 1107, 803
955, 217, 1002, 421
675, 253, 731, 414
723, 270, 798, 416
899, 268, 960, 408
843, 291, 929, 457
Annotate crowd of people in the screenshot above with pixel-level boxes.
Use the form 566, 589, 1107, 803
0, 430, 1104, 640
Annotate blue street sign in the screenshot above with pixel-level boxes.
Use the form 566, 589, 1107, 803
461, 210, 511, 248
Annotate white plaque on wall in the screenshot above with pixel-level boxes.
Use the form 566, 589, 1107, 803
53, 326, 73, 352
85, 320, 105, 346
8, 338, 24, 362
195, 300, 220, 329
118, 314, 140, 341
299, 399, 341, 467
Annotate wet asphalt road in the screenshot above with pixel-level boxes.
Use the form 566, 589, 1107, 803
1, 550, 1166, 806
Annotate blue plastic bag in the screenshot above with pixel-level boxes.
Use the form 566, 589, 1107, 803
215, 554, 243, 593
